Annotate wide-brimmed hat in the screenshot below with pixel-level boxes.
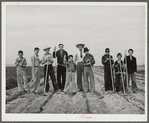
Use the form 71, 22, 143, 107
43, 46, 51, 51
83, 47, 90, 52
76, 43, 85, 48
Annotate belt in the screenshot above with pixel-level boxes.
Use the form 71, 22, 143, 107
78, 62, 83, 63
84, 65, 91, 67
34, 66, 40, 67
58, 64, 66, 67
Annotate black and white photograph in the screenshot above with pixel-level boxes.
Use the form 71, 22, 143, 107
2, 2, 147, 122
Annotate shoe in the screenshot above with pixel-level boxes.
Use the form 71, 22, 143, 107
62, 92, 66, 95
54, 90, 60, 94
43, 92, 48, 96
133, 91, 138, 93
99, 96, 104, 99
33, 92, 40, 96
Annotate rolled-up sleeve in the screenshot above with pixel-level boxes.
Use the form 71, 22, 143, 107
15, 58, 19, 67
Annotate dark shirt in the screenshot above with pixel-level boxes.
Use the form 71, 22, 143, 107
124, 56, 137, 73
67, 61, 76, 72
53, 50, 68, 65
83, 53, 95, 67
102, 54, 114, 70
114, 60, 125, 74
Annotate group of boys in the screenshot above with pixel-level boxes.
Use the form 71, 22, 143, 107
15, 43, 102, 97
102, 48, 138, 94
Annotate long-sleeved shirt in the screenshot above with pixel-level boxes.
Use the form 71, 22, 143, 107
67, 61, 77, 72
42, 53, 53, 65
124, 55, 137, 73
114, 60, 125, 74
15, 57, 27, 73
53, 50, 68, 65
83, 53, 95, 67
102, 54, 114, 70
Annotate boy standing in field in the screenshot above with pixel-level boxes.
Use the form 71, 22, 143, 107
15, 50, 30, 94
30, 47, 41, 95
124, 49, 138, 93
114, 53, 126, 93
102, 48, 114, 93
42, 46, 59, 96
63, 55, 77, 95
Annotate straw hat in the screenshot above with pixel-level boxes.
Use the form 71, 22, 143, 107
43, 46, 51, 51
76, 44, 85, 48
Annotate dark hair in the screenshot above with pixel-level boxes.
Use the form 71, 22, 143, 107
34, 47, 40, 51
59, 44, 64, 47
105, 48, 110, 52
68, 55, 73, 59
117, 53, 122, 57
128, 49, 134, 53
18, 50, 23, 54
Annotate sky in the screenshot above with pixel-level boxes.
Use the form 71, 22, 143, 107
6, 5, 146, 66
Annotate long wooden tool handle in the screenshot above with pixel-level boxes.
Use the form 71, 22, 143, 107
44, 62, 49, 93
120, 62, 126, 94
125, 50, 129, 90
109, 55, 114, 92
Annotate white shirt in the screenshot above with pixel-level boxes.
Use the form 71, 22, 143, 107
75, 50, 85, 64
42, 53, 53, 65
31, 54, 40, 67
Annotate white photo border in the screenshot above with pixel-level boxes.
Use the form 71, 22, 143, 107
2, 2, 148, 122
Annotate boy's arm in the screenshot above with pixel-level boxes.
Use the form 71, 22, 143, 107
111, 56, 114, 64
31, 56, 35, 71
74, 63, 77, 72
83, 56, 90, 66
90, 55, 95, 65
15, 58, 19, 67
134, 58, 137, 73
22, 58, 27, 67
102, 56, 107, 65
53, 51, 58, 58
42, 55, 47, 65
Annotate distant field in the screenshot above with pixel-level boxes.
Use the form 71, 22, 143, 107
6, 66, 46, 90
6, 65, 145, 90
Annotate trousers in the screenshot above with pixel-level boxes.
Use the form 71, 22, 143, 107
77, 62, 84, 91
57, 65, 66, 90
44, 64, 58, 92
64, 71, 77, 94
83, 66, 95, 93
30, 67, 40, 93
17, 69, 29, 92
128, 73, 138, 92
104, 69, 113, 91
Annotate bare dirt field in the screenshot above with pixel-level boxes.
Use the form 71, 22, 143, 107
6, 66, 145, 114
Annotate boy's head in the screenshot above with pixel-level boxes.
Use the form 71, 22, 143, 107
117, 53, 122, 60
68, 55, 73, 61
18, 50, 23, 57
128, 49, 133, 56
34, 47, 40, 55
59, 44, 64, 50
83, 47, 89, 54
105, 48, 110, 55
45, 48, 50, 54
